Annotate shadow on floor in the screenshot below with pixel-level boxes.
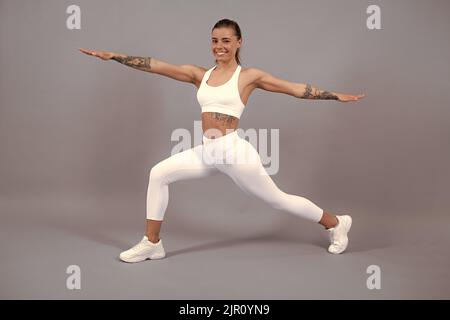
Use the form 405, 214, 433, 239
166, 233, 326, 258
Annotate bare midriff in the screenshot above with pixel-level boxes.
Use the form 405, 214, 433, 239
201, 112, 239, 139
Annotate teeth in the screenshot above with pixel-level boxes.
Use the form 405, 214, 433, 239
217, 52, 226, 55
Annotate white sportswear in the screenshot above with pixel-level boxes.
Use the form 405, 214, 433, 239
146, 64, 324, 222
197, 64, 245, 118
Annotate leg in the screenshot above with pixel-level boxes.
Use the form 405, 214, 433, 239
120, 145, 218, 262
217, 138, 325, 223
145, 144, 218, 242
217, 138, 351, 254
146, 219, 163, 243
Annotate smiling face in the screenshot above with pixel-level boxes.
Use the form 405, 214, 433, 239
211, 27, 241, 63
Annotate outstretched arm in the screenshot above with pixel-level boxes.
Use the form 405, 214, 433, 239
111, 54, 153, 72
252, 68, 365, 102
78, 48, 203, 84
298, 83, 338, 100
78, 48, 153, 71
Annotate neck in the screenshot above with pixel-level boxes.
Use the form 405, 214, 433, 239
215, 59, 238, 71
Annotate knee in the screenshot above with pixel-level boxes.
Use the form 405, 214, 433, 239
149, 163, 169, 185
270, 199, 287, 211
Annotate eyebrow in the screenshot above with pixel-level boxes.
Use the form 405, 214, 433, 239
211, 37, 231, 40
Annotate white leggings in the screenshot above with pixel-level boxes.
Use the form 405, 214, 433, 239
146, 131, 324, 222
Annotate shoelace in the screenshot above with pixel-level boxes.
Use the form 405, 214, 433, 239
329, 229, 335, 243
129, 239, 150, 253
329, 229, 340, 245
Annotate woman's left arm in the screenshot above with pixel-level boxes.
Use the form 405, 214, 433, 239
252, 68, 365, 102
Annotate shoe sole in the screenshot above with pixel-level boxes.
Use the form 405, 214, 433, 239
120, 253, 166, 263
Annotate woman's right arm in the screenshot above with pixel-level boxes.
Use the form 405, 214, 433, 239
78, 48, 204, 85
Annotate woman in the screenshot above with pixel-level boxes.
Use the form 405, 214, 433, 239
79, 19, 365, 263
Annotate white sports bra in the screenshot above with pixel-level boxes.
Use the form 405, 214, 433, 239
196, 64, 246, 119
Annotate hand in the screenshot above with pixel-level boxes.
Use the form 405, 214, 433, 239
335, 93, 365, 102
78, 48, 115, 60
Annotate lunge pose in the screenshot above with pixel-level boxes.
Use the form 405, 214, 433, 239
79, 19, 364, 263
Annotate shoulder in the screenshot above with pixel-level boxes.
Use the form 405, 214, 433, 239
191, 65, 209, 73
241, 66, 266, 78
190, 65, 211, 79
240, 67, 272, 87
241, 66, 298, 95
186, 65, 215, 88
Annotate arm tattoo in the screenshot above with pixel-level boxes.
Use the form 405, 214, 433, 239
302, 84, 314, 99
301, 83, 338, 100
112, 56, 152, 71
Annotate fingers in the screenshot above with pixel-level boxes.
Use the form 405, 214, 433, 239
339, 93, 365, 102
79, 48, 92, 55
350, 94, 365, 101
78, 48, 97, 57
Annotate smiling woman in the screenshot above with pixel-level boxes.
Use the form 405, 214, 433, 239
79, 17, 364, 263
211, 19, 242, 65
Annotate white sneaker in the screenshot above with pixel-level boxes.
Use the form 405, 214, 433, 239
327, 215, 352, 254
119, 236, 166, 263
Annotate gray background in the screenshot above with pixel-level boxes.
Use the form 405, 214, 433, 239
1, 0, 449, 299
